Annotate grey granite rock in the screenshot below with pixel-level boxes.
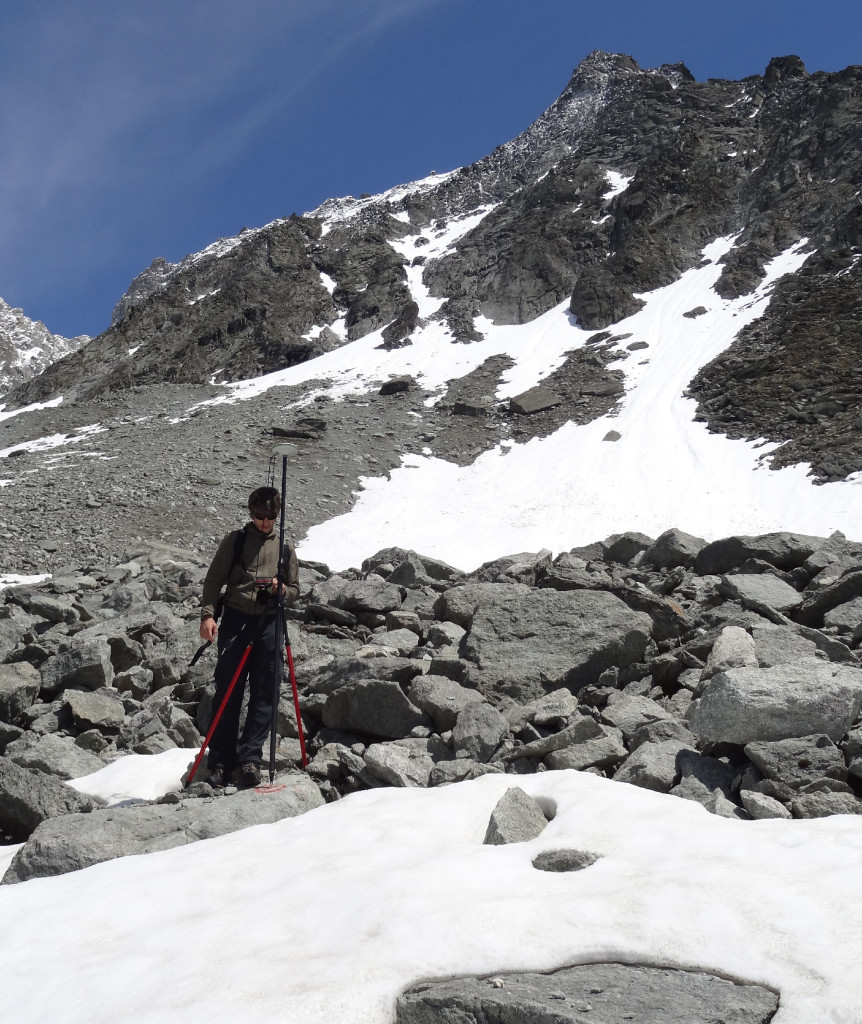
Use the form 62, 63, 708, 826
687, 663, 862, 744
322, 678, 430, 739
483, 786, 549, 845
0, 757, 101, 842
3, 771, 323, 883
396, 962, 779, 1024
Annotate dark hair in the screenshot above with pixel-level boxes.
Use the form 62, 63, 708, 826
248, 486, 280, 519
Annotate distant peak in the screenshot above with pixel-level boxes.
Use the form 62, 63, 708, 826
765, 55, 808, 82
574, 51, 641, 79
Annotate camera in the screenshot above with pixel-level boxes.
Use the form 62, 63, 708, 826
254, 577, 273, 606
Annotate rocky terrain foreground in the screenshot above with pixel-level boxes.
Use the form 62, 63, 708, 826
2, 524, 860, 1019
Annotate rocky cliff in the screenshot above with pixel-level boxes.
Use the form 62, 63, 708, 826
0, 298, 88, 397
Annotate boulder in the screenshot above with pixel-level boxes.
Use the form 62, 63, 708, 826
614, 739, 695, 793
0, 758, 101, 842
687, 663, 862, 744
599, 695, 676, 740
452, 702, 509, 762
823, 597, 862, 632
9, 732, 106, 781
544, 728, 627, 771
641, 528, 706, 568
395, 963, 779, 1024
368, 628, 421, 657
3, 772, 323, 883
796, 570, 862, 627
39, 636, 115, 696
461, 588, 652, 702
0, 662, 41, 725
309, 575, 402, 615
700, 625, 758, 681
745, 734, 847, 790
695, 532, 824, 576
603, 532, 654, 564
750, 625, 818, 667
322, 679, 429, 738
483, 786, 548, 845
63, 688, 126, 732
407, 675, 484, 732
791, 791, 862, 818
670, 751, 740, 817
434, 583, 532, 629
718, 573, 803, 613
740, 790, 792, 820
362, 742, 436, 787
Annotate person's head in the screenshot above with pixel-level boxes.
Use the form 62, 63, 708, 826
248, 486, 280, 533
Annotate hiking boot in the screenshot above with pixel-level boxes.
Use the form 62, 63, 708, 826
237, 762, 262, 789
207, 766, 232, 788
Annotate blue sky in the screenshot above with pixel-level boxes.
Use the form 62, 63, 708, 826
2, 0, 860, 340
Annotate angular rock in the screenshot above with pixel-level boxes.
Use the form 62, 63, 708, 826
745, 734, 847, 790
9, 732, 106, 781
670, 750, 740, 817
0, 662, 41, 725
452, 702, 510, 763
368, 628, 421, 657
483, 786, 548, 845
39, 637, 115, 696
509, 385, 562, 415
322, 678, 429, 739
695, 532, 824, 576
544, 728, 627, 771
0, 758, 101, 843
740, 789, 792, 820
63, 688, 126, 732
701, 625, 758, 681
641, 528, 706, 568
718, 573, 803, 613
407, 674, 484, 732
309, 575, 402, 615
750, 625, 818, 668
362, 742, 436, 787
3, 772, 323, 883
796, 570, 862, 627
613, 739, 695, 793
429, 759, 503, 786
791, 791, 862, 818
119, 695, 201, 754
396, 963, 779, 1024
823, 596, 862, 632
461, 588, 652, 702
603, 532, 654, 564
434, 583, 532, 629
687, 663, 862, 744
599, 695, 675, 740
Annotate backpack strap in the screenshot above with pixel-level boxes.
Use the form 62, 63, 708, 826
214, 525, 249, 621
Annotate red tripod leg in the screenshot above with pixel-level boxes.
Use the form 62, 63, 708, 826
185, 642, 253, 787
285, 643, 308, 769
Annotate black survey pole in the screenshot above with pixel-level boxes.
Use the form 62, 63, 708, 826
267, 452, 290, 786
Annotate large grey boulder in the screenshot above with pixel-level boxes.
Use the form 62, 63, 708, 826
745, 734, 847, 790
614, 739, 695, 793
452, 702, 509, 762
483, 786, 548, 845
396, 963, 779, 1024
695, 532, 824, 575
362, 741, 437, 787
599, 695, 676, 740
3, 772, 323, 883
63, 688, 126, 732
824, 596, 862, 632
687, 663, 862, 744
795, 570, 862, 627
309, 575, 402, 615
701, 625, 758, 681
718, 573, 803, 613
641, 528, 706, 568
750, 625, 817, 668
434, 583, 532, 629
322, 678, 430, 738
460, 589, 652, 701
407, 675, 484, 732
119, 694, 201, 754
39, 636, 115, 696
0, 662, 41, 724
0, 758, 101, 842
9, 732, 106, 780
544, 726, 627, 771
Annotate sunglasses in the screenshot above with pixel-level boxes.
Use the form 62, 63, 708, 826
252, 512, 278, 522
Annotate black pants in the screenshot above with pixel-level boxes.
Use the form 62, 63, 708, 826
207, 605, 282, 770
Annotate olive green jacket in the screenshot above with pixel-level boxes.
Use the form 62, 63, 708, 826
200, 522, 300, 621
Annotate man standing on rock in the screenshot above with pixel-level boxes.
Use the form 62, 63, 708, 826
199, 486, 299, 789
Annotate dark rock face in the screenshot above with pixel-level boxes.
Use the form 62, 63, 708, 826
396, 963, 779, 1024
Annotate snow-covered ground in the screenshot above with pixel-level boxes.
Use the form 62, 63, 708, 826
1, 752, 861, 1024
200, 231, 861, 571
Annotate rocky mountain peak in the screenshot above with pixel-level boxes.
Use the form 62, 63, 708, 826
0, 298, 88, 398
